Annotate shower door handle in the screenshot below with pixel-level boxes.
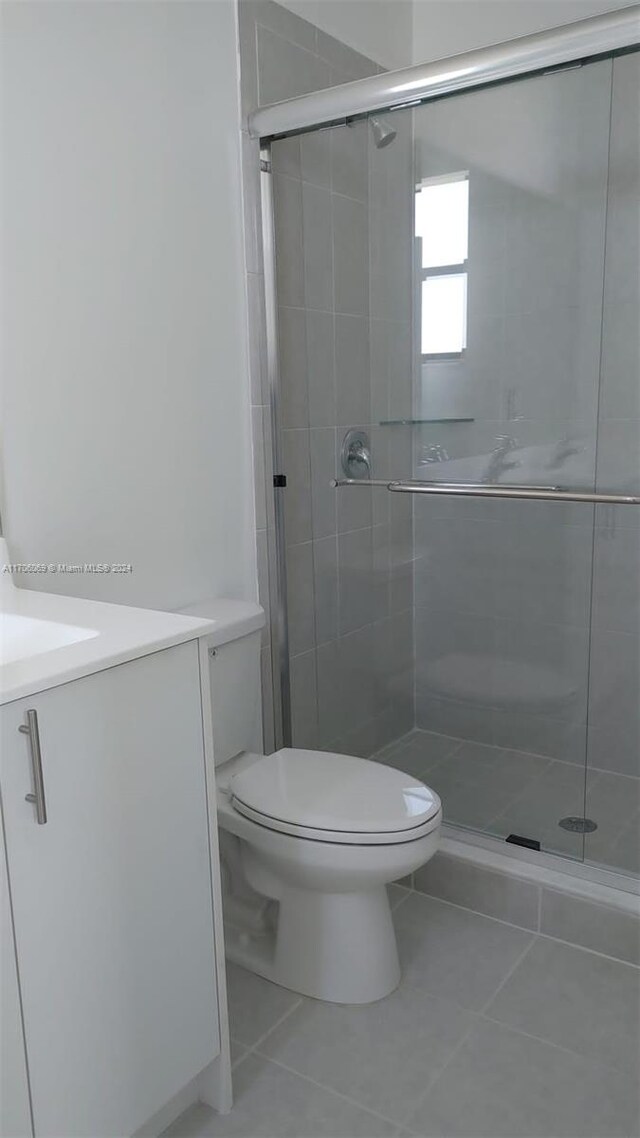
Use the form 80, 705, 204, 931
386, 481, 640, 504
331, 478, 640, 505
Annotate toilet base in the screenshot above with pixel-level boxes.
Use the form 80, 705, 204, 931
225, 885, 401, 1004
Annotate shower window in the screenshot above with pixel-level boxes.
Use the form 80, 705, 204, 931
415, 173, 469, 359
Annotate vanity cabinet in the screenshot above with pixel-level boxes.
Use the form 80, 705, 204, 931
1, 641, 220, 1138
1, 817, 32, 1138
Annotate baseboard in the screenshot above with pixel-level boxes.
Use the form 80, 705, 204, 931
132, 1075, 201, 1138
409, 835, 640, 967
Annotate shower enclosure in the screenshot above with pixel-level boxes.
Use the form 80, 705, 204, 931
255, 11, 639, 882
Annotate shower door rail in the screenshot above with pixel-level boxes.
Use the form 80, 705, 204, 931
249, 7, 639, 140
331, 478, 640, 505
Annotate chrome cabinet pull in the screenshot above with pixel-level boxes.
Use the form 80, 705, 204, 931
19, 709, 48, 824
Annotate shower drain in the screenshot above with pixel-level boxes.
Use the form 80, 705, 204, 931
559, 816, 598, 833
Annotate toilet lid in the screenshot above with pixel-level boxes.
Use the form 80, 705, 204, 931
229, 749, 441, 844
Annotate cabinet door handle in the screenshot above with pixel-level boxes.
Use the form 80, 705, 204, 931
19, 710, 48, 824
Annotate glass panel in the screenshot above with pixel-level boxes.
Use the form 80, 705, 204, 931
269, 49, 639, 882
584, 52, 640, 878
421, 274, 467, 354
404, 59, 614, 861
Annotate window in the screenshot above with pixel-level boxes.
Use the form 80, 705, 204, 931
415, 173, 469, 359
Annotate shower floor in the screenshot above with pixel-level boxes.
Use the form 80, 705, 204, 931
372, 730, 640, 876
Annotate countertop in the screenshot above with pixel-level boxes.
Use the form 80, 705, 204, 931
0, 579, 215, 705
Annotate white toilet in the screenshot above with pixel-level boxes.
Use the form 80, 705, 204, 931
183, 598, 442, 1005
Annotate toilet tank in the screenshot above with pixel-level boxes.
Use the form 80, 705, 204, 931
178, 599, 265, 766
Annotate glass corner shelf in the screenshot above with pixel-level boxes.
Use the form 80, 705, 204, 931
378, 417, 475, 426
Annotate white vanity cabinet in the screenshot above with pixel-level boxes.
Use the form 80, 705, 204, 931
1, 640, 222, 1138
1, 816, 32, 1138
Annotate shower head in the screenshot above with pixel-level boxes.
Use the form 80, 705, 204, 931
369, 115, 397, 149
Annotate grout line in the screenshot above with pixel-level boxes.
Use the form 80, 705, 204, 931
535, 929, 640, 970
230, 1040, 250, 1071
389, 884, 412, 913
406, 885, 640, 969
370, 728, 416, 759
386, 972, 485, 1020
406, 886, 540, 937
400, 1019, 478, 1133
231, 995, 304, 1070
403, 967, 640, 1133
582, 64, 615, 868
271, 168, 369, 208
478, 1010, 637, 1078
250, 1051, 405, 1130
478, 936, 537, 1016
233, 950, 636, 1131
482, 755, 558, 832
417, 738, 465, 776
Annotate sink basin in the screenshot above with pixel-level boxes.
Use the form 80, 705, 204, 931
0, 612, 99, 665
0, 537, 216, 704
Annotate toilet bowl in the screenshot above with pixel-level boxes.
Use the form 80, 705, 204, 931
179, 599, 442, 1005
217, 748, 441, 1004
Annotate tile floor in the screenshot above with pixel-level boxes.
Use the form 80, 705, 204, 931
373, 730, 640, 875
165, 888, 640, 1138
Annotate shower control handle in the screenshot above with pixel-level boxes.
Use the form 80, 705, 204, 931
341, 429, 371, 480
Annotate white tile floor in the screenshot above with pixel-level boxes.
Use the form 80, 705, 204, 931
164, 887, 640, 1138
374, 730, 640, 874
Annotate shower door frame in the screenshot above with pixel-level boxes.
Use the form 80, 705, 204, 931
257, 8, 640, 828
251, 7, 638, 140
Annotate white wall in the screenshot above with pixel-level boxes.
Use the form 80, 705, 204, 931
1, 0, 257, 611
278, 0, 414, 68
412, 0, 638, 64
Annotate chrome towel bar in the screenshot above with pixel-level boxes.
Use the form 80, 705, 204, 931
330, 478, 640, 505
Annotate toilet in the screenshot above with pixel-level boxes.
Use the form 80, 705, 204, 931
182, 598, 442, 1005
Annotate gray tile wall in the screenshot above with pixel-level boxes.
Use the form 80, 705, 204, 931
413, 850, 640, 967
586, 54, 640, 835
237, 0, 394, 752
271, 95, 416, 758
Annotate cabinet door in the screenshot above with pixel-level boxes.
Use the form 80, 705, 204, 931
1, 820, 33, 1138
1, 643, 219, 1138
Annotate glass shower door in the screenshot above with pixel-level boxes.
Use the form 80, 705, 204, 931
270, 48, 639, 871
584, 51, 640, 876
404, 58, 613, 861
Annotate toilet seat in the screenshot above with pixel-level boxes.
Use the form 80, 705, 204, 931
228, 748, 442, 846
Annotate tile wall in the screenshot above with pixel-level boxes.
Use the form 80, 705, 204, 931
585, 52, 640, 872
239, 0, 416, 757
414, 847, 640, 966
271, 110, 416, 757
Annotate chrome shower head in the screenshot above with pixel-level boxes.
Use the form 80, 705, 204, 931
369, 115, 397, 149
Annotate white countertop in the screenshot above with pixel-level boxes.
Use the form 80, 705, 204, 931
0, 581, 216, 706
